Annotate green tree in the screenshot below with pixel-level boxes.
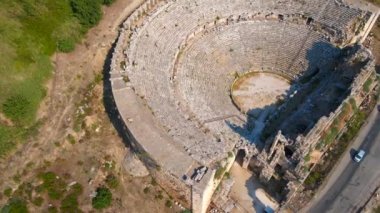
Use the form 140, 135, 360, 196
1, 198, 28, 213
101, 0, 115, 6
70, 0, 102, 28
92, 187, 112, 209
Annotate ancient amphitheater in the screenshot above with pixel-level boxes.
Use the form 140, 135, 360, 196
109, 0, 379, 212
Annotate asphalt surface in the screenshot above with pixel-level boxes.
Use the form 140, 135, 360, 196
305, 105, 380, 213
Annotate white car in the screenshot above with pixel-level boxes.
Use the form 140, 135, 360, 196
354, 150, 365, 162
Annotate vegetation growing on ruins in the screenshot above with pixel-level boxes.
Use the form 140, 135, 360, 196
214, 166, 226, 180
304, 89, 378, 189
303, 151, 311, 162
0, 0, 113, 158
363, 78, 373, 92
315, 99, 356, 151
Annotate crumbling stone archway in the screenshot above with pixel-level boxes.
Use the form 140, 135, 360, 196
235, 149, 253, 169
236, 149, 247, 166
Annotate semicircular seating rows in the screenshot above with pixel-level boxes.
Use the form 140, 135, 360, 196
119, 0, 368, 165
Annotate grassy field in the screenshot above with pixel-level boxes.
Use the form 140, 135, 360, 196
0, 0, 113, 157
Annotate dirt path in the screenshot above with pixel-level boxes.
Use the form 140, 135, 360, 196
0, 0, 143, 196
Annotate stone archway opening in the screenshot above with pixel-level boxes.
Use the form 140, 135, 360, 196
236, 149, 247, 166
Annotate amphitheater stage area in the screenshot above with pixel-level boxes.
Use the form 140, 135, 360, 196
109, 0, 379, 212
231, 72, 291, 114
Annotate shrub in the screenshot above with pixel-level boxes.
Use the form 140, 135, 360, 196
165, 200, 173, 208
101, 0, 115, 5
3, 188, 12, 197
304, 171, 323, 187
224, 172, 231, 179
105, 174, 118, 189
71, 183, 83, 196
374, 205, 380, 213
60, 193, 79, 213
304, 152, 311, 162
1, 198, 28, 213
322, 127, 339, 146
2, 95, 31, 123
47, 206, 58, 213
13, 174, 21, 183
70, 0, 102, 28
32, 197, 43, 207
57, 38, 76, 52
315, 141, 324, 150
59, 183, 82, 213
67, 134, 76, 145
151, 178, 157, 186
143, 187, 150, 194
94, 74, 103, 84
349, 98, 357, 111
227, 151, 234, 158
92, 187, 112, 209
52, 18, 83, 53
13, 182, 34, 201
155, 192, 163, 200
38, 172, 66, 200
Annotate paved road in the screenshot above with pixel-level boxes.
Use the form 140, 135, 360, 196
304, 104, 380, 213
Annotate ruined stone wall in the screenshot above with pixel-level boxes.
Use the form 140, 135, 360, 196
293, 47, 376, 178
192, 155, 235, 213
109, 0, 196, 208
253, 45, 377, 183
